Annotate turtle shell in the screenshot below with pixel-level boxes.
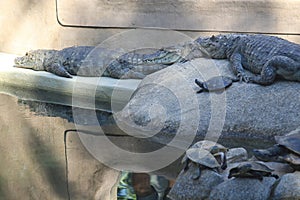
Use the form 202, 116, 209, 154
190, 140, 228, 169
245, 161, 274, 173
229, 161, 275, 179
275, 132, 300, 156
185, 148, 220, 169
195, 76, 238, 92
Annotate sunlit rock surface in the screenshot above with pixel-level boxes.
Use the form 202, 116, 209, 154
116, 58, 300, 148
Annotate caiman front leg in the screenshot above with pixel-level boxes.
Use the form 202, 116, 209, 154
229, 53, 250, 82
106, 60, 146, 79
44, 60, 72, 78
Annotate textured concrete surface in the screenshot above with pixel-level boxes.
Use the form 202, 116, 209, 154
66, 131, 120, 200
1, 0, 300, 55
0, 93, 119, 200
58, 0, 300, 34
0, 0, 123, 54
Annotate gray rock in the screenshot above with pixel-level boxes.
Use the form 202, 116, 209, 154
263, 162, 295, 177
272, 172, 300, 200
167, 165, 224, 200
116, 58, 300, 149
209, 177, 276, 200
227, 147, 248, 163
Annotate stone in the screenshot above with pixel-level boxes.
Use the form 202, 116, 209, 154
209, 177, 276, 200
116, 58, 300, 149
227, 147, 248, 163
263, 162, 295, 177
272, 172, 300, 200
167, 165, 224, 200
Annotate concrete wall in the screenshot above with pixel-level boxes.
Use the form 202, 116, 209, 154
57, 0, 300, 33
1, 0, 300, 55
0, 94, 119, 200
0, 0, 122, 54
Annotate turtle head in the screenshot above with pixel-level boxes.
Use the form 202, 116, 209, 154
210, 145, 222, 154
209, 145, 228, 170
252, 149, 277, 162
212, 152, 227, 170
195, 34, 239, 59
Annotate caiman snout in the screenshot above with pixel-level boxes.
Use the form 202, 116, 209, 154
14, 56, 22, 65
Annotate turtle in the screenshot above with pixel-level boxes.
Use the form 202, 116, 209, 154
191, 140, 228, 170
253, 131, 300, 170
228, 161, 279, 181
195, 76, 239, 93
182, 148, 221, 180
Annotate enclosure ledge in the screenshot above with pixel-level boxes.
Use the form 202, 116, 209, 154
0, 53, 140, 112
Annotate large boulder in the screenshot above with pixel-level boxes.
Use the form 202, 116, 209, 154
209, 177, 276, 200
116, 58, 300, 149
167, 166, 224, 200
272, 172, 300, 200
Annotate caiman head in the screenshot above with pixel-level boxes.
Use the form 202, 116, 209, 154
195, 34, 238, 59
14, 50, 56, 71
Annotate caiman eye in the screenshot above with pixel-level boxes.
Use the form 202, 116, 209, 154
25, 52, 28, 56
210, 35, 220, 43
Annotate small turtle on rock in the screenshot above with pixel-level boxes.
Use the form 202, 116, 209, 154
182, 148, 221, 180
228, 161, 279, 181
191, 140, 228, 169
195, 76, 239, 93
182, 140, 228, 180
253, 132, 300, 170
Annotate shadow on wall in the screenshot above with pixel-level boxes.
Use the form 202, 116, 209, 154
0, 174, 8, 199
0, 94, 68, 199
25, 125, 68, 199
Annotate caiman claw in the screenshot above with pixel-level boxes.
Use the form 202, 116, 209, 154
237, 73, 250, 83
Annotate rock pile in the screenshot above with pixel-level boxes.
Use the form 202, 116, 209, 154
168, 133, 300, 200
